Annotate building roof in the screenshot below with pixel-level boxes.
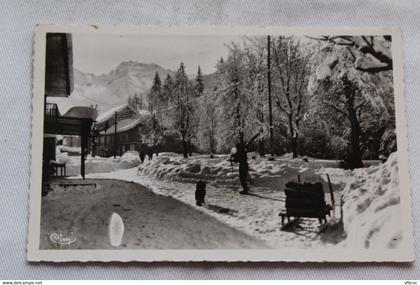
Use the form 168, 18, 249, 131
99, 117, 144, 135
46, 97, 95, 116
96, 104, 129, 124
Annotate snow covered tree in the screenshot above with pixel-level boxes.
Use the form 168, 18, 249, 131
128, 93, 143, 112
197, 88, 218, 154
195, 66, 204, 96
242, 37, 269, 156
308, 35, 392, 73
308, 40, 395, 168
312, 72, 365, 168
271, 37, 312, 158
148, 72, 162, 112
170, 62, 198, 158
215, 43, 259, 149
146, 72, 163, 155
156, 74, 174, 129
162, 74, 173, 104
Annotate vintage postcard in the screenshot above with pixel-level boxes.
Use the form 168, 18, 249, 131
27, 25, 414, 262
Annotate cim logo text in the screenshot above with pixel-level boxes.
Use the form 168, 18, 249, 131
49, 232, 77, 245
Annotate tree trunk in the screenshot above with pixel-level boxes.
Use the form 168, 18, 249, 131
347, 96, 364, 169
188, 141, 193, 156
259, 140, 265, 157
291, 135, 298, 159
209, 128, 215, 154
182, 138, 188, 158
288, 115, 298, 158
239, 130, 244, 147
209, 136, 215, 154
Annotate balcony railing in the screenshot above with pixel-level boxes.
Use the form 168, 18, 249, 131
45, 103, 59, 117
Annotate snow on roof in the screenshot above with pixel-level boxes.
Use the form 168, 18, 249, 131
46, 97, 93, 115
96, 104, 129, 123
99, 117, 143, 135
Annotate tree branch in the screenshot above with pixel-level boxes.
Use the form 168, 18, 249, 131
325, 102, 348, 117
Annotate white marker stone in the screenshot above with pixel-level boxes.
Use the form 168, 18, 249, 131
108, 212, 124, 247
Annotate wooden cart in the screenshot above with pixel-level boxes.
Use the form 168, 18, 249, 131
279, 181, 332, 229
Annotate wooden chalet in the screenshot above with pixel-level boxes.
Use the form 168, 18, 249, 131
94, 105, 152, 157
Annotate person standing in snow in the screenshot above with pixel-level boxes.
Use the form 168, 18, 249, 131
230, 129, 264, 194
139, 147, 146, 163
230, 142, 249, 194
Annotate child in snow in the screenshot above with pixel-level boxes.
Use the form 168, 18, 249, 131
195, 180, 206, 206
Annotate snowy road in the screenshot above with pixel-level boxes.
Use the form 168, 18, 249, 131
86, 168, 345, 249
41, 152, 401, 251
40, 178, 267, 249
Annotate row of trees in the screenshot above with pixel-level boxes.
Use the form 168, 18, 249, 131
128, 63, 205, 158
131, 35, 396, 169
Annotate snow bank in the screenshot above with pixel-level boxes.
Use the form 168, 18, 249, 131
59, 151, 141, 176
341, 152, 402, 249
137, 153, 313, 189
136, 153, 346, 197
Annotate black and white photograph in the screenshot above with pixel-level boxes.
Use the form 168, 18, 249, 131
27, 25, 413, 262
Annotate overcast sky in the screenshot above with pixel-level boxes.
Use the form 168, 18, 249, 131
72, 34, 243, 75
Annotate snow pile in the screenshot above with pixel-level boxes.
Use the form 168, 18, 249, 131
60, 151, 141, 176
137, 153, 312, 189
56, 145, 81, 155
341, 152, 402, 249
120, 151, 142, 165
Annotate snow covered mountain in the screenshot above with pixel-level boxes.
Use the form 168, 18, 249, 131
70, 61, 175, 113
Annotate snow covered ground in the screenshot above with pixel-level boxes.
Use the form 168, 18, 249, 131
88, 168, 335, 249
55, 151, 402, 250
86, 153, 349, 249
55, 151, 141, 176
137, 152, 348, 191
41, 179, 265, 249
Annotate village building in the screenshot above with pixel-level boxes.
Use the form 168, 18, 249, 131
94, 104, 152, 157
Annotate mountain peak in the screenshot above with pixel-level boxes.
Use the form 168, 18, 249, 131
71, 61, 176, 114
113, 61, 164, 76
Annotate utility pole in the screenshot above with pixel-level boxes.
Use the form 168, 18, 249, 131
267, 35, 274, 157
114, 111, 118, 158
